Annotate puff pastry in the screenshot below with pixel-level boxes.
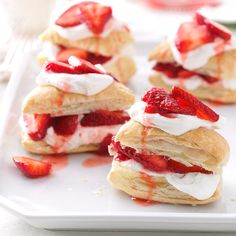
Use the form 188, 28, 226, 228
107, 86, 229, 205
21, 59, 135, 154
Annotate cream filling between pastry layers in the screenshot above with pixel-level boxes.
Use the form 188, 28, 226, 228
155, 71, 236, 90
54, 18, 125, 41
128, 101, 222, 135
36, 71, 113, 95
44, 124, 121, 153
38, 42, 134, 67
114, 159, 220, 200
168, 35, 236, 70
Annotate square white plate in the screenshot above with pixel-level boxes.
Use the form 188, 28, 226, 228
1, 46, 236, 231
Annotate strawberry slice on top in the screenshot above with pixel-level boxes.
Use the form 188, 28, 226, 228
55, 3, 83, 28
44, 58, 105, 75
142, 87, 219, 122
79, 2, 112, 34
56, 48, 88, 63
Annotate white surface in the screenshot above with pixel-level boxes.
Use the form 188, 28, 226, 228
0, 44, 236, 232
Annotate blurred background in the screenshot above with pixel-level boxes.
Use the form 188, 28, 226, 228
0, 0, 236, 103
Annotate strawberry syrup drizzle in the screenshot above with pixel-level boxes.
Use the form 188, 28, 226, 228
141, 126, 148, 148
140, 172, 157, 201
41, 154, 68, 170
82, 154, 112, 168
131, 197, 159, 207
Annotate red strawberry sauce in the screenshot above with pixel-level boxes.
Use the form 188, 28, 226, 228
82, 154, 112, 168
41, 154, 69, 170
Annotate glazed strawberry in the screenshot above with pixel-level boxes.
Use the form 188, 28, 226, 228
167, 159, 212, 174
204, 19, 232, 41
56, 48, 88, 63
52, 115, 78, 136
55, 3, 83, 27
23, 114, 51, 141
194, 12, 207, 25
175, 22, 215, 53
97, 133, 113, 154
13, 156, 52, 178
177, 69, 196, 78
80, 110, 130, 127
80, 2, 112, 34
172, 86, 219, 122
45, 61, 77, 74
142, 87, 195, 115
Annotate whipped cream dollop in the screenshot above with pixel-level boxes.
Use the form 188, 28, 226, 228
115, 159, 220, 200
36, 69, 113, 95
168, 35, 236, 70
129, 101, 222, 135
44, 124, 120, 153
54, 18, 125, 41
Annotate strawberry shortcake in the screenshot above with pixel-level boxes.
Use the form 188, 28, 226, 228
20, 57, 135, 154
108, 87, 229, 205
148, 12, 236, 103
38, 1, 136, 84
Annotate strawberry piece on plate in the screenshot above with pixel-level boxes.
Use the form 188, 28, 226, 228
13, 156, 52, 178
80, 2, 112, 34
175, 22, 215, 53
55, 3, 83, 27
204, 19, 232, 41
167, 159, 212, 174
52, 115, 79, 136
172, 86, 219, 122
23, 114, 51, 141
80, 110, 130, 127
56, 48, 88, 63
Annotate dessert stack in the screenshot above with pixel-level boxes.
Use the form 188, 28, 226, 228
38, 1, 136, 84
21, 57, 135, 154
108, 86, 229, 205
148, 12, 236, 103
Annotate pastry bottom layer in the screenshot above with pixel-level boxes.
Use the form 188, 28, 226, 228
107, 161, 221, 205
149, 73, 236, 103
21, 132, 99, 154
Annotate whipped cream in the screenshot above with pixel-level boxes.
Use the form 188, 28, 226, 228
54, 17, 125, 41
168, 35, 236, 70
44, 124, 120, 153
129, 101, 222, 135
114, 159, 220, 200
36, 70, 113, 95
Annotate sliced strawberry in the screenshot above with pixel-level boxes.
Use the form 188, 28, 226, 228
142, 87, 195, 115
45, 61, 77, 74
175, 22, 215, 53
13, 156, 52, 178
80, 2, 112, 34
167, 159, 212, 174
56, 48, 88, 63
45, 59, 104, 75
204, 19, 232, 41
52, 115, 78, 136
97, 133, 113, 154
87, 53, 112, 65
80, 110, 130, 127
23, 114, 51, 141
172, 86, 219, 122
201, 74, 219, 84
194, 12, 207, 25
55, 3, 83, 27
68, 57, 105, 74
177, 69, 196, 78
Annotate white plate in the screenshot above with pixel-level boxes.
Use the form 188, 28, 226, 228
1, 47, 236, 231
